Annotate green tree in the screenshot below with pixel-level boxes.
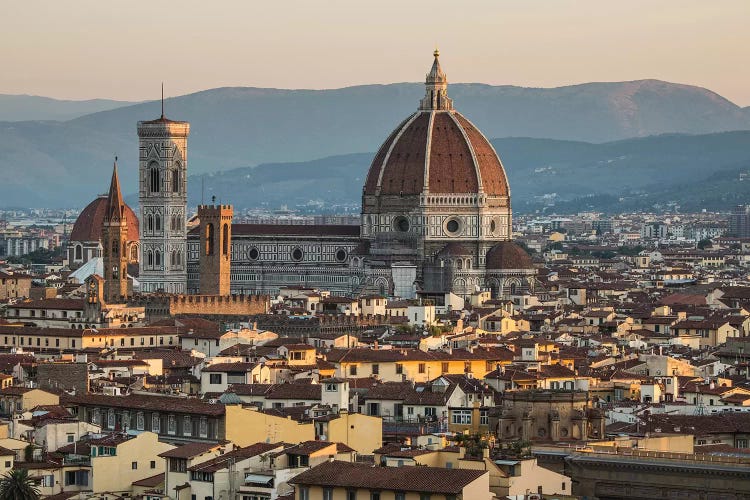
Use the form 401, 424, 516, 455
697, 238, 712, 250
0, 469, 40, 500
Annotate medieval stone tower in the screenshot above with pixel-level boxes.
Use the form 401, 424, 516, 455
102, 161, 129, 302
198, 204, 233, 295
137, 106, 190, 293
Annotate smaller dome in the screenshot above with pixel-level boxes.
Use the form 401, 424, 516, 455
70, 195, 140, 242
486, 242, 533, 270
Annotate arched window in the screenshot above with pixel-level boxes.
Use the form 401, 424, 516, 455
205, 223, 214, 256
155, 215, 161, 232
149, 165, 160, 193
147, 215, 154, 232
172, 169, 179, 193
222, 223, 229, 256
130, 244, 138, 262
176, 251, 182, 266
155, 250, 161, 267
74, 244, 82, 260
147, 250, 153, 267
171, 250, 177, 268
112, 239, 118, 256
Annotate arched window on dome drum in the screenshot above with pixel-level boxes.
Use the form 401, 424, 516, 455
155, 250, 161, 267
75, 245, 82, 260
149, 165, 160, 193
155, 215, 161, 232
205, 224, 214, 256
147, 250, 153, 267
222, 224, 229, 256
172, 168, 179, 193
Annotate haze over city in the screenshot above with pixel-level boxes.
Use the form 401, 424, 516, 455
2, 0, 750, 105
3, 2, 750, 500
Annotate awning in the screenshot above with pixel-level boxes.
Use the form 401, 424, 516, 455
244, 473, 273, 486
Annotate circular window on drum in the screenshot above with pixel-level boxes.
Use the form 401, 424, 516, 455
248, 247, 259, 261
335, 248, 347, 262
291, 247, 304, 262
393, 216, 410, 232
444, 217, 462, 236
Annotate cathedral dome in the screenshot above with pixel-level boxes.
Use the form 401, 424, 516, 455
363, 51, 510, 198
486, 242, 533, 270
70, 195, 139, 242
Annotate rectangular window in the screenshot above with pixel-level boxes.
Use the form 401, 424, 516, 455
209, 373, 222, 384
132, 461, 138, 470
442, 362, 449, 373
150, 460, 156, 469
323, 488, 334, 500
396, 363, 403, 374
418, 363, 426, 374
299, 487, 309, 500
372, 364, 379, 375
350, 365, 357, 376
452, 409, 472, 425
371, 492, 381, 500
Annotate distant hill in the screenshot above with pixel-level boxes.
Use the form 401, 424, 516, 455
169, 131, 750, 215
0, 94, 135, 121
1, 79, 749, 208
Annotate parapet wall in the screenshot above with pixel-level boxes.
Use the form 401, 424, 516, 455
169, 294, 268, 316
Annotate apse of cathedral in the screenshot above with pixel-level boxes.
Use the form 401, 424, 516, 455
71, 51, 536, 300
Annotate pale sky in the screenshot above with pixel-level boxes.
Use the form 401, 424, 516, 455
2, 0, 749, 105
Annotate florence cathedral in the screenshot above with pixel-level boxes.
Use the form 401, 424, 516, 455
68, 51, 536, 300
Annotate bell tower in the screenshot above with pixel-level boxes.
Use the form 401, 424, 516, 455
137, 94, 190, 294
102, 160, 129, 303
198, 203, 233, 295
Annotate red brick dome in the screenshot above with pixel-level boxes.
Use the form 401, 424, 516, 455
486, 242, 533, 270
363, 52, 509, 198
69, 195, 139, 242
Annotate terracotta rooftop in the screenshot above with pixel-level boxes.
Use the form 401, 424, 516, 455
289, 460, 486, 494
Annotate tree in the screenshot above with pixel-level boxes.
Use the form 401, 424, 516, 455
0, 469, 40, 500
697, 238, 712, 250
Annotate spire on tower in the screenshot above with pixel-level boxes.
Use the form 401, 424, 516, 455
419, 48, 453, 111
105, 157, 125, 222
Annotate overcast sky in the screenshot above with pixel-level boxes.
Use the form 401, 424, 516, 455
3, 0, 749, 105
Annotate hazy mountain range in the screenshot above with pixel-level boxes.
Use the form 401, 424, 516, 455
0, 79, 749, 210
0, 94, 136, 121
179, 131, 750, 215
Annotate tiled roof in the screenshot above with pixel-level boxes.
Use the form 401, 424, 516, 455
188, 442, 279, 472
159, 441, 222, 459
9, 298, 85, 310
289, 460, 486, 494
63, 393, 225, 416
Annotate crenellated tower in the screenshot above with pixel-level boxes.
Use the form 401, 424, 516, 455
137, 102, 190, 294
102, 160, 129, 302
198, 204, 233, 295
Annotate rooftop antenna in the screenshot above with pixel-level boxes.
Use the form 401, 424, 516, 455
161, 82, 164, 118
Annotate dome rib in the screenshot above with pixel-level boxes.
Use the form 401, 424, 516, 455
448, 112, 483, 194
453, 114, 510, 197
